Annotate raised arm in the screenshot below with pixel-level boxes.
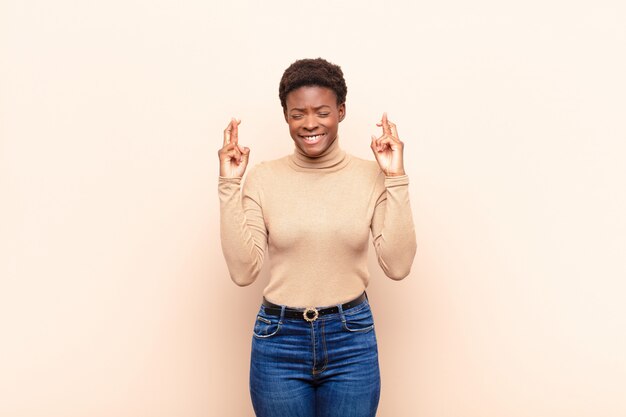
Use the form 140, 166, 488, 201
370, 114, 417, 279
218, 118, 266, 286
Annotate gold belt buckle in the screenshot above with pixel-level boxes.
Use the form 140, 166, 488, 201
303, 307, 319, 322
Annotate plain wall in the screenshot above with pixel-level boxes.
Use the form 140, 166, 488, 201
1, 0, 625, 416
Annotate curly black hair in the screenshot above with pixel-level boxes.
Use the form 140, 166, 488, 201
278, 58, 347, 112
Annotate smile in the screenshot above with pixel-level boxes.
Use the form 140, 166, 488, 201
300, 133, 326, 144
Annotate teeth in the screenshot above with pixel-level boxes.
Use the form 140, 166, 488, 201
303, 134, 324, 141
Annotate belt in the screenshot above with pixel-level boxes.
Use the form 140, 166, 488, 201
262, 292, 367, 322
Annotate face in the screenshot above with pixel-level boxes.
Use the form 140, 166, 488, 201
284, 86, 346, 157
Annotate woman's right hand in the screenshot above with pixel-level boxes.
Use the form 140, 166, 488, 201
218, 118, 250, 178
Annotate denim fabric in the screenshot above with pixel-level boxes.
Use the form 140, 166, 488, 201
249, 297, 380, 417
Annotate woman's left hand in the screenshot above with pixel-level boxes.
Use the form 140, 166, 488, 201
371, 113, 406, 176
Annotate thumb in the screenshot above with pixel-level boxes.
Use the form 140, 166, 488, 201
370, 135, 380, 153
239, 147, 250, 164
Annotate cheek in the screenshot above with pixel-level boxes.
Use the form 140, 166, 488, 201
328, 118, 339, 130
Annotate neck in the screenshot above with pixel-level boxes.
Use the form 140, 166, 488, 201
290, 137, 348, 171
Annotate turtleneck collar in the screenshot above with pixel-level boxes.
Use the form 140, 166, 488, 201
288, 136, 350, 172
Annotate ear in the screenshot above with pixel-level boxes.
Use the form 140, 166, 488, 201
283, 109, 289, 123
338, 102, 346, 122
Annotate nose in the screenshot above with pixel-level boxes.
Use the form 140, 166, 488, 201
303, 114, 318, 131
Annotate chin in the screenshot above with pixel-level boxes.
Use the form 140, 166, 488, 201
300, 142, 328, 156
299, 147, 321, 157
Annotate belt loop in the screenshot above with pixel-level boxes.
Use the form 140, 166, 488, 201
337, 302, 346, 323
279, 305, 285, 324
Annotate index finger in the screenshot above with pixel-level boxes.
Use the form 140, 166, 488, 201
377, 112, 392, 136
389, 121, 399, 139
223, 118, 241, 146
231, 118, 240, 145
223, 119, 233, 146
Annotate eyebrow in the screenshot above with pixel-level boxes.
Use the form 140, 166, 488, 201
290, 105, 331, 112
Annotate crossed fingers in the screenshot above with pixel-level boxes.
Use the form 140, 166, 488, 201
222, 118, 244, 163
223, 117, 241, 146
372, 112, 401, 152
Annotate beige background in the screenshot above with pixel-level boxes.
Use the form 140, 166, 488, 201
1, 0, 625, 416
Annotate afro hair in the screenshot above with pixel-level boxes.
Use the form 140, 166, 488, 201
278, 58, 347, 112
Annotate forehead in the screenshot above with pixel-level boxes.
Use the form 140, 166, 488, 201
286, 86, 338, 110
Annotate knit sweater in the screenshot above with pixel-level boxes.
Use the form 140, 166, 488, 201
218, 138, 417, 307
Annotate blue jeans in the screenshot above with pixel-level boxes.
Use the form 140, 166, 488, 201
249, 296, 381, 417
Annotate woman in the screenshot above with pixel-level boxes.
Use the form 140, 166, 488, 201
218, 58, 416, 417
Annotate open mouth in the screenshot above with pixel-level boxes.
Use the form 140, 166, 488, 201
299, 133, 326, 144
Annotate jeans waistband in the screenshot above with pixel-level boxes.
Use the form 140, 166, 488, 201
262, 292, 368, 321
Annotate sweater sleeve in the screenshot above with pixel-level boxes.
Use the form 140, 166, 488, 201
218, 165, 267, 286
370, 173, 417, 280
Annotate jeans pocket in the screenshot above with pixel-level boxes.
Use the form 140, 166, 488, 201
252, 313, 282, 338
342, 305, 375, 333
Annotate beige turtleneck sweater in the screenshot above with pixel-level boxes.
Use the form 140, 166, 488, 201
218, 138, 417, 308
